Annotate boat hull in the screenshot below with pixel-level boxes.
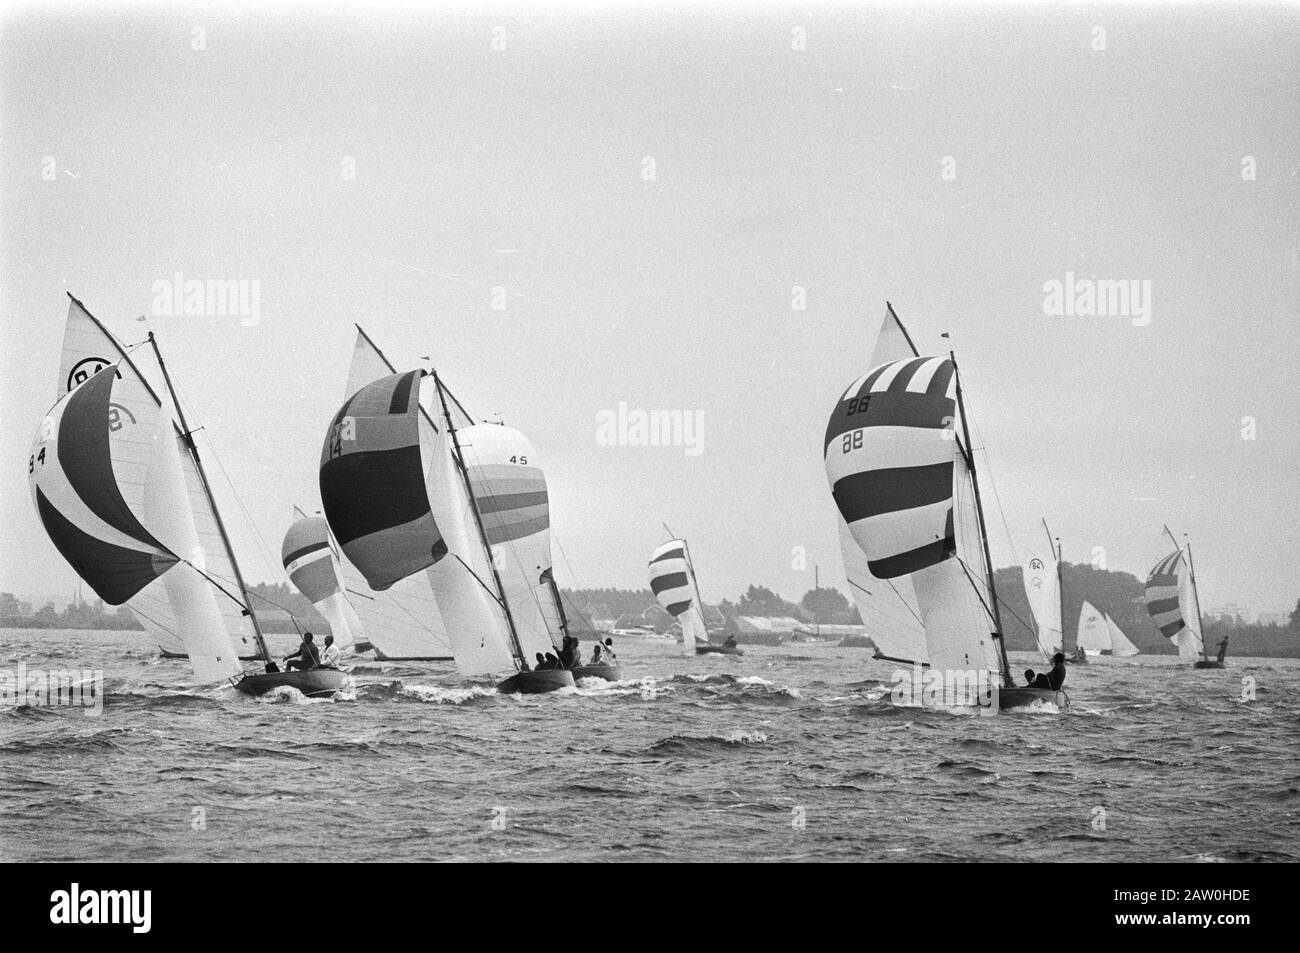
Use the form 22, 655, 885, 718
234, 668, 350, 698
1194, 660, 1225, 669
997, 687, 1069, 711
496, 670, 575, 694
696, 645, 744, 656
570, 664, 623, 682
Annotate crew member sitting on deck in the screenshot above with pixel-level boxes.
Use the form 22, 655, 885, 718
320, 634, 341, 669
285, 632, 320, 671
1024, 668, 1037, 686
723, 635, 738, 649
558, 636, 577, 669
1046, 652, 1068, 690
534, 652, 548, 670
590, 642, 604, 665
544, 652, 561, 670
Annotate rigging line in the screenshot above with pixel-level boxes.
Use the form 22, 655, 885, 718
957, 554, 1036, 636
883, 578, 925, 628
551, 535, 601, 634
346, 587, 453, 653
966, 398, 1020, 570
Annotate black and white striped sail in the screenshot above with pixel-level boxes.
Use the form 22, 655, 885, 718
1145, 550, 1202, 659
54, 296, 262, 662
330, 330, 455, 661
282, 513, 361, 652
29, 359, 243, 683
649, 539, 709, 655
825, 306, 1000, 676
1021, 553, 1062, 659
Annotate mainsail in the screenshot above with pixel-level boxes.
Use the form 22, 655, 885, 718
1076, 600, 1110, 656
1104, 614, 1140, 656
29, 360, 244, 683
825, 306, 1002, 680
1145, 549, 1203, 659
1021, 554, 1061, 659
649, 538, 710, 655
54, 295, 263, 662
282, 513, 361, 651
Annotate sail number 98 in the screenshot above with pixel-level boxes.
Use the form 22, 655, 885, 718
840, 429, 864, 454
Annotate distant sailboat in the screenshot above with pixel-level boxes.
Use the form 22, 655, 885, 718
319, 363, 573, 693
1145, 525, 1223, 668
649, 536, 738, 656
282, 509, 363, 653
1076, 601, 1110, 657
1104, 613, 1140, 656
825, 303, 1065, 711
31, 295, 346, 697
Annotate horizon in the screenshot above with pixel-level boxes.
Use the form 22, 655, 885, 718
3, 4, 1298, 622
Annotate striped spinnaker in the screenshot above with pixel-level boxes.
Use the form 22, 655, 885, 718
1145, 550, 1187, 640
30, 366, 178, 604
824, 356, 958, 579
649, 539, 708, 653
319, 369, 447, 591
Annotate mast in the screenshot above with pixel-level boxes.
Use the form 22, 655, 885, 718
147, 332, 270, 663
680, 538, 712, 637
950, 351, 1011, 685
1044, 518, 1065, 655
1184, 535, 1209, 662
432, 370, 526, 666
543, 571, 571, 641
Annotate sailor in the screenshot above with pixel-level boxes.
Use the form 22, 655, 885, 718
1216, 637, 1229, 664
284, 632, 320, 671
559, 636, 577, 669
590, 642, 604, 665
1046, 652, 1068, 690
723, 635, 738, 649
1023, 668, 1037, 686
320, 634, 341, 669
601, 638, 618, 664
534, 652, 548, 671
544, 652, 561, 670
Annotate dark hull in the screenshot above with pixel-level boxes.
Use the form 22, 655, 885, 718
234, 668, 350, 698
372, 653, 455, 661
1194, 660, 1226, 669
998, 687, 1069, 711
496, 670, 575, 694
697, 645, 744, 656
570, 664, 624, 682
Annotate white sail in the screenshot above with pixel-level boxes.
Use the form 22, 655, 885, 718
649, 539, 710, 655
457, 422, 563, 665
421, 403, 518, 675
1076, 601, 1110, 656
1104, 613, 1140, 656
1021, 553, 1061, 659
837, 516, 928, 664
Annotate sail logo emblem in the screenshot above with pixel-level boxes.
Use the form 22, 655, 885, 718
108, 403, 137, 433
67, 356, 112, 392
1029, 558, 1044, 570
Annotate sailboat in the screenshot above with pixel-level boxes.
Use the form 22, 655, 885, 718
649, 536, 739, 655
319, 361, 574, 694
282, 509, 363, 653
825, 303, 1066, 711
30, 294, 347, 697
1075, 601, 1110, 657
1145, 526, 1224, 669
1021, 520, 1066, 661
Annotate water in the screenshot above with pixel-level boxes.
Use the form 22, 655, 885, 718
2, 628, 1296, 862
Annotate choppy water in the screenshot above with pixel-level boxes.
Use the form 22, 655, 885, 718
1, 628, 1296, 862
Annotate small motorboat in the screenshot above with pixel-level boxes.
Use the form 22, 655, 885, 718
234, 667, 351, 698
696, 644, 744, 656
496, 669, 575, 694
569, 663, 624, 682
997, 686, 1069, 711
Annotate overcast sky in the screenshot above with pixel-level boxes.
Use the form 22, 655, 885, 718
2, 2, 1297, 617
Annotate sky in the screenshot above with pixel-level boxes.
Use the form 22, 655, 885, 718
2, 1, 1298, 617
